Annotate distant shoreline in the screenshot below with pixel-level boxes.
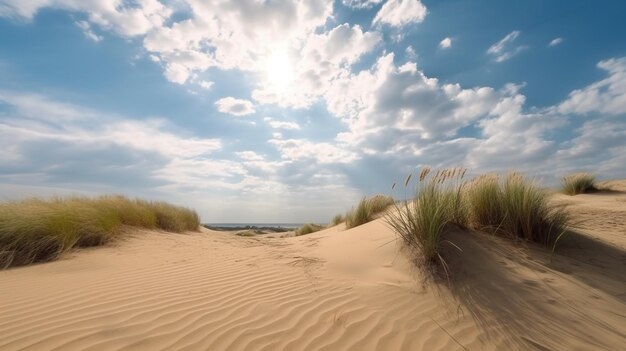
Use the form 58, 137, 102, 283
203, 224, 302, 232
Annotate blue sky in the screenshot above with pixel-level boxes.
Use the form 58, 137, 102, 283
0, 0, 625, 222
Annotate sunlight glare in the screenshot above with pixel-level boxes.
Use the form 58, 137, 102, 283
265, 49, 293, 91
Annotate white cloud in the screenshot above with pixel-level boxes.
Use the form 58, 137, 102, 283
328, 52, 625, 182
0, 0, 172, 37
0, 90, 365, 222
558, 57, 626, 116
326, 53, 502, 153
0, 0, 336, 94
198, 80, 214, 90
1, 0, 382, 108
342, 0, 383, 8
264, 117, 301, 130
143, 0, 334, 86
405, 45, 417, 60
487, 30, 526, 62
252, 23, 382, 108
467, 95, 565, 170
549, 37, 563, 47
487, 31, 519, 55
556, 118, 626, 161
3, 3, 626, 218
0, 91, 231, 201
0, 90, 98, 122
269, 138, 358, 164
0, 108, 221, 160
164, 62, 191, 84
236, 151, 265, 162
215, 97, 255, 116
321, 52, 623, 180
304, 23, 382, 66
372, 0, 428, 27
439, 37, 452, 49
551, 117, 626, 180
75, 20, 103, 42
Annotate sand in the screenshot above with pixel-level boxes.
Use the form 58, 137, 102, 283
1, 182, 625, 350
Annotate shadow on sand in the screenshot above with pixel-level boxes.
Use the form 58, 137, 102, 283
435, 229, 626, 350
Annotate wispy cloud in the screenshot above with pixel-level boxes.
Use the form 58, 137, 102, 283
264, 117, 301, 130
558, 57, 626, 115
487, 30, 527, 62
439, 37, 452, 49
75, 20, 102, 42
405, 45, 417, 60
198, 80, 214, 90
215, 97, 255, 116
342, 0, 383, 9
549, 37, 563, 47
372, 0, 428, 27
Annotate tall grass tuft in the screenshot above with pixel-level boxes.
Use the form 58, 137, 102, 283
464, 174, 504, 231
386, 167, 466, 265
0, 196, 200, 268
329, 214, 344, 227
345, 195, 395, 229
466, 173, 570, 248
345, 197, 369, 229
561, 173, 596, 195
387, 169, 571, 268
295, 223, 324, 236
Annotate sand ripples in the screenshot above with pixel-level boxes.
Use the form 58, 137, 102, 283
3, 192, 625, 351
0, 229, 464, 351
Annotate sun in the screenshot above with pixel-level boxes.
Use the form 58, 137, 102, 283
265, 49, 293, 91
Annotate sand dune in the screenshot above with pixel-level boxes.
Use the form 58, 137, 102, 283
1, 184, 625, 350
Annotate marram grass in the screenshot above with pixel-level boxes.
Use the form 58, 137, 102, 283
0, 196, 200, 268
329, 214, 345, 227
296, 223, 324, 236
386, 168, 571, 267
345, 195, 395, 229
561, 173, 596, 195
466, 173, 570, 247
386, 167, 466, 265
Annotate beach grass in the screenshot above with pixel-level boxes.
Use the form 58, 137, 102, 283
386, 168, 466, 265
296, 223, 324, 236
387, 168, 571, 267
0, 196, 200, 268
345, 195, 395, 229
329, 214, 344, 226
561, 172, 596, 195
466, 173, 570, 248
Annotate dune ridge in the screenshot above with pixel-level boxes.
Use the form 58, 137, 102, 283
1, 182, 626, 350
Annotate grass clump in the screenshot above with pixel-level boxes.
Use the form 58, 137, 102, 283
463, 174, 503, 231
386, 168, 466, 265
295, 223, 324, 236
345, 195, 395, 229
387, 169, 571, 268
329, 214, 345, 227
236, 230, 258, 237
465, 173, 570, 248
561, 173, 596, 195
0, 196, 200, 268
147, 201, 199, 233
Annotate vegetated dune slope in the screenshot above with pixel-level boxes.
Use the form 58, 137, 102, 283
1, 182, 625, 350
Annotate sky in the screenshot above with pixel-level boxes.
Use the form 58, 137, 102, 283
0, 0, 625, 223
